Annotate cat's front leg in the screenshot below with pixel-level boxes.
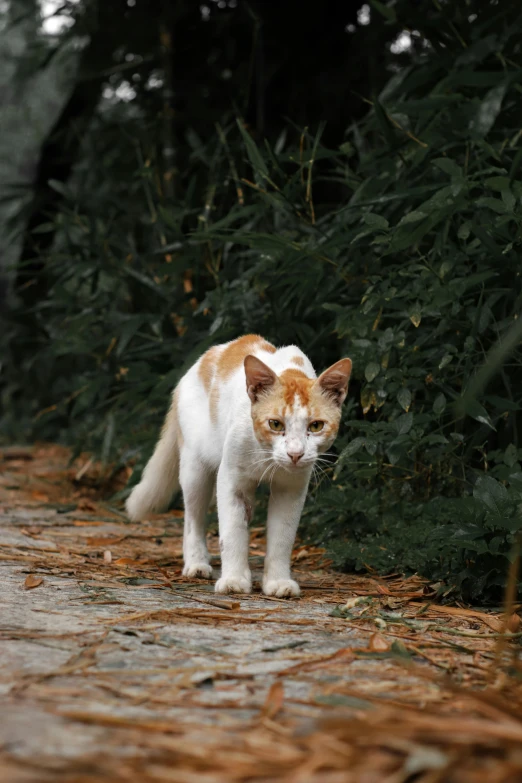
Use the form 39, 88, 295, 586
215, 465, 255, 594
263, 474, 310, 598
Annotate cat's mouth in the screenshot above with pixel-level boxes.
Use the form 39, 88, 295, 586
280, 458, 313, 471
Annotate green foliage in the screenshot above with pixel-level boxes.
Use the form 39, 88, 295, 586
306, 470, 522, 602
2, 0, 522, 601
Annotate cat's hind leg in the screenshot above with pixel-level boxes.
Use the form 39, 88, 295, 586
180, 449, 214, 579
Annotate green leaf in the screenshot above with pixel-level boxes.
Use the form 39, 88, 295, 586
432, 158, 462, 178
460, 398, 496, 431
31, 222, 56, 234
469, 82, 507, 138
473, 475, 508, 515
478, 305, 492, 334
503, 444, 518, 468
336, 437, 366, 473
433, 393, 446, 417
365, 439, 378, 456
116, 316, 146, 357
236, 119, 269, 182
373, 96, 396, 149
47, 179, 70, 197
397, 210, 427, 226
458, 221, 471, 240
339, 141, 355, 157
365, 362, 381, 382
395, 412, 413, 435
369, 0, 396, 22
397, 388, 412, 412
475, 197, 507, 214
363, 212, 389, 230
485, 176, 511, 191
502, 188, 516, 212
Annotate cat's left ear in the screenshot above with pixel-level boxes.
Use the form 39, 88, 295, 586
244, 355, 278, 403
316, 358, 352, 405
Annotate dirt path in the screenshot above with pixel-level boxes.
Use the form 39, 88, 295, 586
1, 445, 522, 782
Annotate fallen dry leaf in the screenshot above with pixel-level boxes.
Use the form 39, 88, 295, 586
30, 491, 49, 502
279, 647, 354, 676
343, 596, 368, 610
24, 574, 43, 590
190, 596, 240, 611
507, 613, 521, 633
113, 558, 145, 566
76, 499, 97, 511
1, 446, 34, 460
72, 520, 104, 527
86, 536, 126, 547
368, 633, 389, 652
409, 602, 504, 632
261, 681, 284, 720
20, 527, 42, 537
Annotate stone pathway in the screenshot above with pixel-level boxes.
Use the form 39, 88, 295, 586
1, 445, 521, 782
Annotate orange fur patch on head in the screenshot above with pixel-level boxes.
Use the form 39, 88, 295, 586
291, 355, 304, 366
251, 391, 285, 445
252, 416, 273, 445
218, 335, 276, 381
201, 336, 276, 423
279, 368, 314, 408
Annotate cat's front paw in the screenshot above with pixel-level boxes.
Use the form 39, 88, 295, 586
263, 578, 300, 598
215, 575, 252, 594
183, 563, 213, 579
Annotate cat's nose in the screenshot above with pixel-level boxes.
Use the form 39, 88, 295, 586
287, 450, 304, 465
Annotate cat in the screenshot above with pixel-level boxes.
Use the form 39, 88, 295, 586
126, 334, 352, 597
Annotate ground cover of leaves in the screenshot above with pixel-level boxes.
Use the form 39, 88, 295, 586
1, 444, 522, 783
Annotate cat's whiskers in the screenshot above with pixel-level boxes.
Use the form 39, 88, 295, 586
314, 455, 331, 469
249, 456, 275, 481
268, 463, 279, 494
248, 455, 273, 467
311, 463, 328, 488
257, 460, 276, 486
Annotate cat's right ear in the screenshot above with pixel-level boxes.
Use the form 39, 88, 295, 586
244, 355, 277, 403
317, 358, 352, 406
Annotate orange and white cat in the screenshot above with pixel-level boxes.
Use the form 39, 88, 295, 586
126, 335, 351, 597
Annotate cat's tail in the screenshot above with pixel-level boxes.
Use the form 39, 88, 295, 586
126, 389, 181, 521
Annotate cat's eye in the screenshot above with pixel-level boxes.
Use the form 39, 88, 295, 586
308, 420, 324, 433
269, 419, 284, 432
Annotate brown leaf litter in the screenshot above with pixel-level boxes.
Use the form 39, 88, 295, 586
0, 443, 521, 782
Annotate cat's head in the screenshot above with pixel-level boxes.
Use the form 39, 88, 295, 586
244, 355, 352, 471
